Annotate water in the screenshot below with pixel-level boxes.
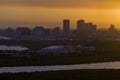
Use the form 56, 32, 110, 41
0, 61, 120, 73
0, 36, 12, 40
0, 45, 29, 51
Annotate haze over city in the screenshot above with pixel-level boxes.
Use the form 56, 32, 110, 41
0, 0, 120, 29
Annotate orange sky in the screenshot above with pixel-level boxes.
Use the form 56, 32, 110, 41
0, 0, 120, 29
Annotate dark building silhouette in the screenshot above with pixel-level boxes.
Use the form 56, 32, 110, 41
5, 27, 15, 37
92, 25, 97, 32
0, 19, 119, 41
77, 20, 97, 40
32, 26, 45, 36
53, 27, 60, 35
107, 24, 118, 39
84, 23, 96, 33
16, 27, 31, 36
44, 28, 51, 35
0, 30, 5, 36
109, 24, 116, 32
77, 20, 85, 33
63, 19, 70, 33
77, 20, 97, 33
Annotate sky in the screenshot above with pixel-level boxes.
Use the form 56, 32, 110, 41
0, 0, 120, 29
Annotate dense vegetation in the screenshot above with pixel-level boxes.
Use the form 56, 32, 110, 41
1, 70, 120, 80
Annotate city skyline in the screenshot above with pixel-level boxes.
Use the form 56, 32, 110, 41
0, 0, 120, 29
0, 19, 117, 30
0, 19, 117, 41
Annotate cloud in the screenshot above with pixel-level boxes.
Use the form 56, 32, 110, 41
0, 0, 120, 9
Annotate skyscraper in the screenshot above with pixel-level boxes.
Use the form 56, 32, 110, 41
77, 20, 85, 33
63, 19, 70, 33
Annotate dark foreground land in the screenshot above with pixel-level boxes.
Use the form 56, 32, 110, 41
0, 40, 120, 67
0, 52, 120, 67
1, 70, 120, 80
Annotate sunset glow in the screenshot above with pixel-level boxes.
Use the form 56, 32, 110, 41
0, 0, 120, 29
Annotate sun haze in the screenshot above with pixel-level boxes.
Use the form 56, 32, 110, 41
0, 0, 120, 29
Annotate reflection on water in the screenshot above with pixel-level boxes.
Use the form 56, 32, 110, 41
0, 61, 120, 73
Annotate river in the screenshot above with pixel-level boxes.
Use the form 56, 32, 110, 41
0, 61, 120, 73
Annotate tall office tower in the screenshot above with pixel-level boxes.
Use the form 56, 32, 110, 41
63, 19, 70, 33
77, 20, 85, 33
